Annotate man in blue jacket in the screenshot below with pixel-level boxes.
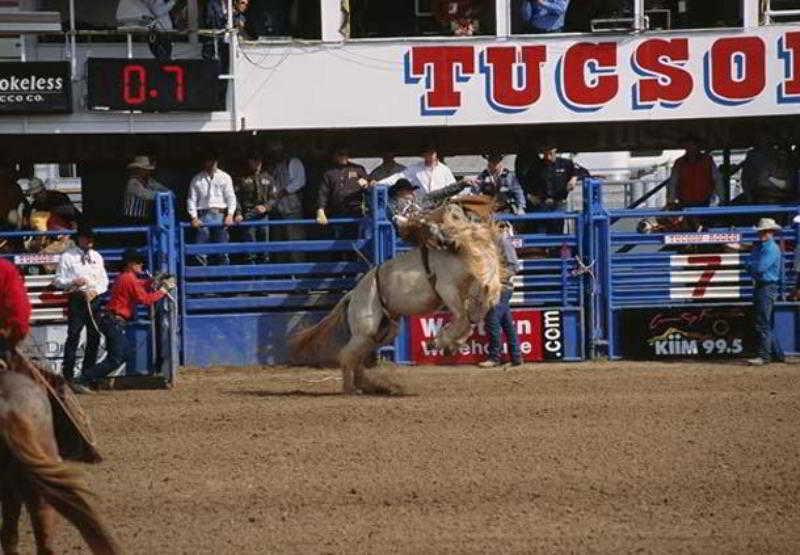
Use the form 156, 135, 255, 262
519, 0, 570, 33
746, 218, 785, 366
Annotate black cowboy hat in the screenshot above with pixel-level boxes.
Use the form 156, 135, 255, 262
122, 248, 146, 265
483, 152, 505, 161
388, 178, 418, 197
76, 223, 95, 239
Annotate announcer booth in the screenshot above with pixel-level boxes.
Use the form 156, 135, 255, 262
1, 193, 179, 386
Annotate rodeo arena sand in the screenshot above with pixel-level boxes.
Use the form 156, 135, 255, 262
12, 361, 800, 554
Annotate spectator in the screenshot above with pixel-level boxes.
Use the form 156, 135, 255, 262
123, 155, 170, 225
187, 150, 237, 266
522, 146, 577, 234
470, 153, 526, 215
52, 225, 109, 388
0, 258, 31, 363
519, 0, 570, 33
24, 177, 81, 231
116, 0, 176, 60
667, 134, 724, 207
479, 221, 522, 368
432, 0, 488, 36
202, 0, 250, 67
746, 218, 785, 366
387, 178, 420, 220
377, 144, 457, 197
246, 0, 291, 38
369, 152, 406, 182
741, 139, 796, 206
316, 146, 370, 235
71, 248, 168, 394
233, 151, 276, 264
264, 139, 306, 262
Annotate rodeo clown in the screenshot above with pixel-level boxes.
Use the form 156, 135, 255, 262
746, 218, 785, 366
71, 248, 174, 393
0, 258, 31, 366
479, 221, 522, 368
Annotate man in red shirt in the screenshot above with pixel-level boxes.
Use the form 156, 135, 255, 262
668, 134, 724, 207
0, 258, 31, 365
72, 249, 169, 393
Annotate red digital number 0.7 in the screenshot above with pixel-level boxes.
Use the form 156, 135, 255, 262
162, 65, 185, 103
122, 64, 147, 105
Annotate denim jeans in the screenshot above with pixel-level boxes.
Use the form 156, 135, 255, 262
533, 201, 566, 235
240, 216, 270, 263
82, 314, 128, 383
484, 286, 521, 363
753, 283, 784, 362
62, 294, 101, 381
195, 210, 229, 265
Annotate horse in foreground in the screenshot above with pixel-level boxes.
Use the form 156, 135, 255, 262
290, 205, 505, 394
0, 371, 119, 555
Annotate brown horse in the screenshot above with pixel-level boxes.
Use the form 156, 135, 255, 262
0, 371, 119, 555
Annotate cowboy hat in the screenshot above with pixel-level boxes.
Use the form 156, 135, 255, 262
122, 248, 146, 265
755, 218, 782, 232
127, 155, 156, 171
388, 178, 418, 197
18, 177, 46, 195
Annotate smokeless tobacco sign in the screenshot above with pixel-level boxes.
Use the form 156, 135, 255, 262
0, 62, 72, 114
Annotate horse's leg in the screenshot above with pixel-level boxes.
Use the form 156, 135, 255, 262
1, 485, 22, 555
432, 280, 474, 354
26, 492, 56, 555
339, 334, 376, 394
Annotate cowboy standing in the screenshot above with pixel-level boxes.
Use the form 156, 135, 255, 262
123, 155, 170, 225
187, 150, 237, 266
377, 144, 457, 198
264, 139, 307, 262
233, 151, 276, 263
0, 258, 31, 365
523, 146, 577, 234
746, 218, 785, 366
71, 249, 170, 393
53, 225, 109, 385
470, 153, 526, 215
479, 222, 522, 368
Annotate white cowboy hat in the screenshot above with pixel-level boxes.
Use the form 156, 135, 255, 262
17, 177, 46, 195
755, 218, 782, 232
127, 155, 156, 171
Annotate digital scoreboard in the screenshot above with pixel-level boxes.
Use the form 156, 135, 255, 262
87, 58, 225, 112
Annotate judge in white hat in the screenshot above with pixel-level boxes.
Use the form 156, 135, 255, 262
123, 155, 169, 225
745, 217, 785, 365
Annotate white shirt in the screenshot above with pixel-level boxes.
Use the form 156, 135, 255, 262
117, 0, 175, 30
187, 169, 237, 219
53, 247, 109, 295
269, 157, 306, 194
378, 161, 457, 195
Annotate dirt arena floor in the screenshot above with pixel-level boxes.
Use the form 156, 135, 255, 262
15, 360, 800, 554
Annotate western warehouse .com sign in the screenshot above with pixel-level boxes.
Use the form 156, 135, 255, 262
0, 61, 72, 114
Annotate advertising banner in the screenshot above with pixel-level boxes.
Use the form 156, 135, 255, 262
409, 309, 564, 364
621, 307, 755, 359
0, 61, 72, 114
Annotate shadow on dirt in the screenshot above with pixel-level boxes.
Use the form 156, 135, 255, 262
228, 389, 418, 398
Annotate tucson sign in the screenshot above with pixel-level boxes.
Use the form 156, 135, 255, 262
403, 30, 800, 116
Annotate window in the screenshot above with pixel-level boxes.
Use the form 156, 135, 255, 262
349, 0, 495, 39
766, 0, 800, 23
512, 0, 636, 34
644, 0, 742, 30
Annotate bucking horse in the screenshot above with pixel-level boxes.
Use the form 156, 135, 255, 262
290, 200, 506, 395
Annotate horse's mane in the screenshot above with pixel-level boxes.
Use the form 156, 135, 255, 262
438, 205, 506, 308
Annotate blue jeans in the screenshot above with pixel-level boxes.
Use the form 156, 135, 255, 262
62, 294, 101, 381
484, 287, 521, 363
240, 215, 270, 263
753, 283, 784, 362
81, 314, 128, 383
195, 210, 229, 265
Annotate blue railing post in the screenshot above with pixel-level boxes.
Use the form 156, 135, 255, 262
582, 177, 609, 359
153, 192, 178, 385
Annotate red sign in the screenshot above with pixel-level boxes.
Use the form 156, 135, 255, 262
409, 309, 564, 365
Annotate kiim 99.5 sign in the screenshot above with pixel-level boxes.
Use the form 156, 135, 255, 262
0, 62, 72, 114
621, 307, 755, 360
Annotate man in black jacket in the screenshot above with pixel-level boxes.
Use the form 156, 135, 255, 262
522, 146, 577, 235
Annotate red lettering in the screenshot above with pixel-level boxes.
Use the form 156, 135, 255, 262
406, 46, 475, 115
633, 38, 693, 108
706, 37, 765, 105
779, 31, 800, 101
559, 42, 618, 112
481, 45, 547, 113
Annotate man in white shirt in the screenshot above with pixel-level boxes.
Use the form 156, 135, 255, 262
376, 144, 457, 197
265, 139, 307, 262
187, 151, 237, 265
53, 225, 109, 385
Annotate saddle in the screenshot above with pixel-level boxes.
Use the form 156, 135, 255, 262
4, 348, 102, 463
395, 195, 495, 251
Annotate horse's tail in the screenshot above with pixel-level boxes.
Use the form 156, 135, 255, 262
1, 412, 120, 555
288, 291, 352, 363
